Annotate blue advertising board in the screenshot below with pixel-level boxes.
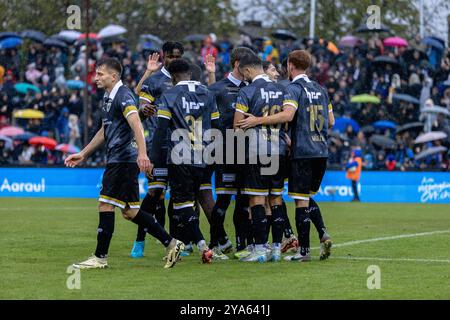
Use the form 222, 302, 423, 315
1, 168, 449, 203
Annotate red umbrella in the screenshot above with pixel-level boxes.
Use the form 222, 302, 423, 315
29, 136, 57, 150
0, 126, 25, 137
78, 33, 98, 40
383, 37, 408, 48
55, 143, 80, 154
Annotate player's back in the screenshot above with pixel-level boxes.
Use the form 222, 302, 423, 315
158, 80, 218, 167
238, 75, 287, 159
287, 74, 330, 159
208, 77, 240, 132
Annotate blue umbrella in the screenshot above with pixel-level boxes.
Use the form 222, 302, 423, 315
422, 37, 444, 52
392, 93, 420, 105
333, 117, 360, 133
66, 79, 85, 90
20, 30, 46, 43
0, 32, 21, 41
373, 120, 397, 131
13, 132, 38, 141
0, 37, 23, 49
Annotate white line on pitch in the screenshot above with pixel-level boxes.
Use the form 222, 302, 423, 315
0, 207, 89, 211
333, 256, 450, 263
311, 229, 450, 250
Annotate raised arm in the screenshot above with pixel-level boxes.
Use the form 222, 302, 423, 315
204, 54, 216, 86
135, 52, 161, 95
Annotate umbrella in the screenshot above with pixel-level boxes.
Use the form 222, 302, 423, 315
360, 125, 375, 134
44, 38, 68, 49
0, 135, 13, 150
372, 56, 399, 66
55, 144, 80, 154
422, 37, 444, 52
0, 32, 21, 40
66, 79, 85, 90
13, 109, 45, 119
333, 117, 360, 133
29, 136, 57, 150
415, 146, 448, 161
20, 30, 46, 43
383, 36, 408, 48
98, 24, 127, 38
402, 48, 428, 63
0, 37, 23, 49
356, 23, 391, 33
140, 34, 163, 51
370, 135, 397, 149
0, 126, 25, 137
14, 83, 41, 94
350, 94, 380, 104
414, 131, 448, 144
338, 35, 362, 48
396, 122, 423, 134
58, 30, 81, 43
392, 93, 420, 105
78, 33, 98, 40
271, 29, 297, 41
373, 120, 397, 131
13, 132, 37, 141
184, 34, 207, 42
420, 106, 450, 117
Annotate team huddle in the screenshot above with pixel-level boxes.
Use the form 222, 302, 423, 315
65, 41, 335, 269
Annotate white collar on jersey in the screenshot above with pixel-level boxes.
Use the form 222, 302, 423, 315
161, 66, 171, 78
253, 74, 271, 82
292, 73, 310, 83
176, 80, 201, 92
227, 72, 246, 87
106, 80, 123, 101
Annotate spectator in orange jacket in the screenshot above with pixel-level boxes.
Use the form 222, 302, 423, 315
346, 148, 362, 202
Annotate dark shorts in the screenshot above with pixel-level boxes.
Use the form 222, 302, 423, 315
241, 156, 287, 196
288, 157, 327, 200
99, 163, 140, 209
215, 164, 239, 195
168, 164, 205, 209
148, 148, 168, 190
199, 165, 214, 191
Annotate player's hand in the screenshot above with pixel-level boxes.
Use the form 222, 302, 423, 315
141, 103, 157, 117
137, 153, 152, 173
64, 152, 85, 168
237, 113, 261, 130
147, 52, 162, 73
204, 54, 216, 74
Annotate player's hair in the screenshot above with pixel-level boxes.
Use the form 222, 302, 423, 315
288, 50, 311, 71
167, 58, 191, 76
262, 61, 272, 72
238, 53, 262, 69
230, 47, 255, 68
162, 41, 184, 55
189, 63, 203, 82
97, 58, 123, 77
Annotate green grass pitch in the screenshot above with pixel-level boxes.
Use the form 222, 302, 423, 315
0, 198, 449, 299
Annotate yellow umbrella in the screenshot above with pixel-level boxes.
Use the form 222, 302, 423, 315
13, 109, 45, 119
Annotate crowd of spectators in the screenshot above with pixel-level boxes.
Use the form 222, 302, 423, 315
0, 30, 449, 170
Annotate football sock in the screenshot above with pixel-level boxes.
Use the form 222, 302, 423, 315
266, 214, 273, 242
295, 207, 311, 256
95, 212, 115, 259
210, 195, 231, 247
178, 206, 205, 245
155, 198, 166, 228
131, 210, 172, 247
251, 205, 267, 245
271, 205, 284, 244
281, 201, 294, 238
309, 198, 326, 240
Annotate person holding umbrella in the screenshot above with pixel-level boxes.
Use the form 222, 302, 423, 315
345, 147, 362, 202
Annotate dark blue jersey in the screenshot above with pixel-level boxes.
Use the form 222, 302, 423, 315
138, 67, 172, 155
236, 75, 288, 159
283, 74, 332, 159
101, 81, 139, 164
155, 81, 219, 167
